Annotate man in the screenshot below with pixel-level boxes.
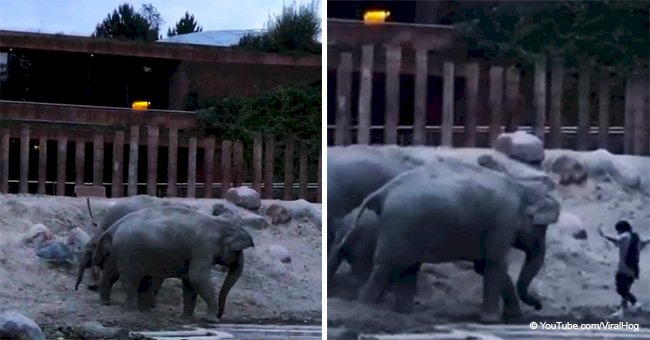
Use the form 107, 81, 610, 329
598, 220, 650, 317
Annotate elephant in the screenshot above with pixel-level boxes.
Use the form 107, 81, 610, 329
95, 206, 255, 320
75, 195, 175, 291
327, 146, 416, 252
335, 158, 560, 323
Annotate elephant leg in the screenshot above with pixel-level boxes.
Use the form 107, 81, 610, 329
137, 275, 156, 312
123, 275, 140, 312
189, 260, 218, 320
99, 263, 119, 305
473, 260, 521, 320
501, 275, 522, 321
358, 264, 391, 304
182, 278, 199, 318
392, 263, 421, 313
480, 259, 507, 324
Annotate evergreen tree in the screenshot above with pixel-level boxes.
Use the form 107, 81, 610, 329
167, 12, 203, 37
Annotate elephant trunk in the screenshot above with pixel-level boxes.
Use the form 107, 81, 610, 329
218, 251, 244, 318
516, 226, 546, 310
75, 250, 92, 290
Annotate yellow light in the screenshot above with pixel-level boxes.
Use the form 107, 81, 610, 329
132, 101, 151, 110
363, 10, 390, 24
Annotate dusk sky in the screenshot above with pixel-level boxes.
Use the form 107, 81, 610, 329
0, 0, 321, 37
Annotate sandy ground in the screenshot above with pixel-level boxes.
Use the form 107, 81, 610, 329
328, 147, 650, 338
0, 196, 322, 338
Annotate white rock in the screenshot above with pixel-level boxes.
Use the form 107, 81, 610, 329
0, 311, 45, 340
268, 244, 292, 263
66, 227, 90, 255
494, 131, 545, 164
225, 187, 261, 210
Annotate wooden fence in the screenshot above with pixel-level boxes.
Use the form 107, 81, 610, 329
327, 47, 650, 155
0, 123, 322, 202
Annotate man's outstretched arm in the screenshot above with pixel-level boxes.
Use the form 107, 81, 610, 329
598, 227, 621, 245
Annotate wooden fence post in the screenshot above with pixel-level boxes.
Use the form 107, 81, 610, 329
577, 63, 591, 150
464, 62, 479, 147
357, 45, 374, 145
233, 141, 244, 187
534, 57, 547, 142
489, 66, 504, 145
335, 53, 353, 146
57, 135, 67, 196
441, 61, 455, 146
128, 125, 139, 196
19, 127, 30, 194
263, 135, 275, 199
299, 143, 308, 199
597, 70, 610, 149
221, 140, 232, 197
167, 128, 178, 197
505, 67, 521, 132
549, 58, 564, 148
632, 73, 649, 155
38, 137, 47, 194
187, 137, 197, 198
317, 151, 322, 203
112, 131, 124, 198
147, 126, 159, 196
203, 138, 215, 198
75, 140, 85, 186
0, 130, 9, 193
283, 136, 295, 200
413, 49, 428, 145
253, 135, 263, 194
93, 133, 104, 187
384, 45, 401, 145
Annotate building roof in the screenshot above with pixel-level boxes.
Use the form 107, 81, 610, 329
157, 29, 266, 47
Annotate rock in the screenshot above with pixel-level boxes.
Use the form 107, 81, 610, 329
288, 199, 322, 226
211, 201, 239, 217
268, 245, 292, 263
240, 214, 269, 230
494, 131, 545, 164
572, 229, 588, 240
0, 311, 45, 340
80, 321, 123, 338
265, 204, 292, 225
551, 155, 588, 185
225, 186, 261, 210
36, 241, 74, 264
23, 224, 55, 249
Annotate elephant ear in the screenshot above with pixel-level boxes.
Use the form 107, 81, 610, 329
524, 192, 561, 226
225, 227, 255, 253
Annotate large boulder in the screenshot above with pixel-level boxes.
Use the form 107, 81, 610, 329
211, 201, 240, 217
0, 311, 45, 340
265, 204, 292, 225
225, 187, 261, 210
494, 131, 545, 164
549, 155, 588, 186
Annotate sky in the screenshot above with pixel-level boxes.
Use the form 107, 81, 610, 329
0, 0, 321, 37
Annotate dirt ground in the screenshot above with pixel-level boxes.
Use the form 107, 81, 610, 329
328, 148, 650, 338
0, 196, 322, 338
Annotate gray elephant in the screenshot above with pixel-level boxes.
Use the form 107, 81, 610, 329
327, 146, 416, 252
338, 159, 559, 323
95, 206, 255, 320
75, 195, 174, 291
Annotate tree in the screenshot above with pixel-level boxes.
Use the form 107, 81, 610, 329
237, 0, 321, 54
91, 3, 162, 42
445, 1, 649, 75
167, 12, 203, 37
